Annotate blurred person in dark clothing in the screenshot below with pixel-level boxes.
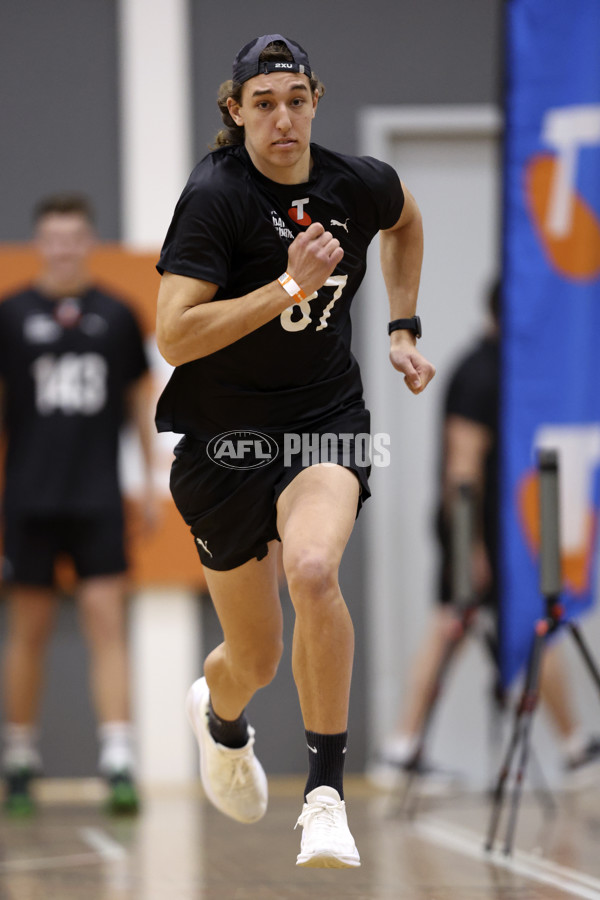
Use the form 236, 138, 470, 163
370, 282, 600, 793
0, 193, 157, 814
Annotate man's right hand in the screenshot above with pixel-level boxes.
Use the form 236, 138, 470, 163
286, 222, 344, 296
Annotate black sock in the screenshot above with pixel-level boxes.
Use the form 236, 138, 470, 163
304, 730, 347, 800
208, 698, 249, 749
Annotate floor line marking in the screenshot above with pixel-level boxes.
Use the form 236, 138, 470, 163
424, 818, 600, 890
0, 829, 127, 874
79, 827, 128, 861
511, 846, 600, 892
414, 817, 600, 900
0, 853, 100, 873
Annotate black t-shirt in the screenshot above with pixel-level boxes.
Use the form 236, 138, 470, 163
438, 335, 499, 576
0, 286, 149, 515
156, 142, 404, 438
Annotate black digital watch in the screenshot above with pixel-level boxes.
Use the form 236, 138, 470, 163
388, 315, 422, 339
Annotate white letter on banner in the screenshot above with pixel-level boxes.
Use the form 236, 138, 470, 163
534, 424, 600, 552
542, 105, 600, 237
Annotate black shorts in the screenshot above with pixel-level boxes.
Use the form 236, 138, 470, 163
2, 512, 127, 587
170, 407, 372, 571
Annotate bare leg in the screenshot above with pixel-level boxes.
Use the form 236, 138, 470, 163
202, 547, 283, 720
2, 586, 58, 724
77, 575, 130, 722
277, 464, 361, 868
396, 605, 462, 739
277, 465, 359, 734
539, 639, 578, 739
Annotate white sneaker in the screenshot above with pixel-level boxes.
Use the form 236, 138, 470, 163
295, 786, 361, 868
185, 677, 268, 824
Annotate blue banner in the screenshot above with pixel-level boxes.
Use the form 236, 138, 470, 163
501, 0, 600, 686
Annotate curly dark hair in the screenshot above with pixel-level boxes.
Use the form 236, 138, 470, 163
213, 41, 324, 148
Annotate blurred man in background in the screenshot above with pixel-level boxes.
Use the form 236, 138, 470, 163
0, 193, 156, 814
370, 282, 600, 793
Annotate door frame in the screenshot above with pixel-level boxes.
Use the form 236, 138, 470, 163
357, 105, 502, 757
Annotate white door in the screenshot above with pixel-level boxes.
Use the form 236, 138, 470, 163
359, 107, 503, 785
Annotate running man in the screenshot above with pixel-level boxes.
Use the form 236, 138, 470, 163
155, 34, 435, 867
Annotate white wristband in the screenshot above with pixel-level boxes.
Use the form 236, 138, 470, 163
278, 271, 306, 303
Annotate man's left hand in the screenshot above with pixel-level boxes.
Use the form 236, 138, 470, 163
389, 344, 436, 394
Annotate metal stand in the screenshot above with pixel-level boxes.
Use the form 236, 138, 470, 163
397, 483, 504, 816
485, 448, 600, 855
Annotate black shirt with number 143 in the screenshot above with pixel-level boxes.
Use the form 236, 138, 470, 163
0, 288, 148, 515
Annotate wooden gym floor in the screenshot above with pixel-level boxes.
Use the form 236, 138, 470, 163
1, 777, 600, 899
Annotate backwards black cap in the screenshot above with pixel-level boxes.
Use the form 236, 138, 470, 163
232, 34, 312, 85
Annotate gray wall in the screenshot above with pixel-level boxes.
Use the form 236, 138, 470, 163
1, 0, 121, 241
0, 0, 502, 777
0, 0, 503, 238
191, 0, 502, 159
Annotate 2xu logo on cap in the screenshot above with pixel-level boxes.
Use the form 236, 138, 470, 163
207, 431, 278, 469
274, 63, 293, 68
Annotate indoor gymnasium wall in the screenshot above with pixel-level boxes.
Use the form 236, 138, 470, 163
0, 0, 121, 242
190, 0, 502, 161
0, 0, 502, 777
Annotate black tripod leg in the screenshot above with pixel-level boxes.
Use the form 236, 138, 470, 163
485, 629, 542, 852
485, 690, 527, 850
481, 624, 553, 815
568, 622, 600, 696
487, 450, 562, 853
487, 677, 506, 787
502, 630, 545, 854
479, 619, 508, 783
